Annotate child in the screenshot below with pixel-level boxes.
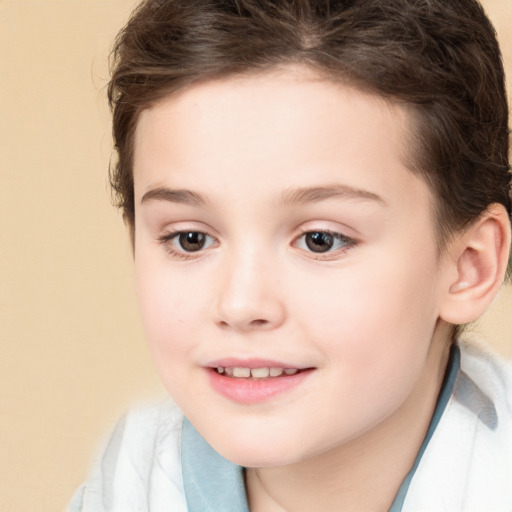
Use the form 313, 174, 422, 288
70, 0, 512, 510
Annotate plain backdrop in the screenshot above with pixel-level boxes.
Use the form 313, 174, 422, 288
0, 1, 511, 510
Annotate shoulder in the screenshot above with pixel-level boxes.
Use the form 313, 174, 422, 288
404, 340, 512, 512
68, 399, 188, 512
458, 339, 512, 413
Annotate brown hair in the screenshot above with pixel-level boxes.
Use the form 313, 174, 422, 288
108, 0, 511, 256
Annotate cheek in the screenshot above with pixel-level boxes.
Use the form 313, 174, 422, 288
292, 264, 426, 340
135, 258, 202, 363
135, 266, 203, 402
292, 250, 439, 377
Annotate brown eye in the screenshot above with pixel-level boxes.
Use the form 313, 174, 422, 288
158, 230, 217, 258
178, 232, 207, 252
305, 231, 334, 253
295, 230, 356, 257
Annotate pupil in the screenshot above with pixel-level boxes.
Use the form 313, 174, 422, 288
305, 232, 333, 253
179, 232, 205, 252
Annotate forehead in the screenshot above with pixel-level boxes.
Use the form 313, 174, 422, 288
133, 66, 433, 226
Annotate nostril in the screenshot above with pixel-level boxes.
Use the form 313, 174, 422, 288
250, 319, 268, 327
216, 317, 271, 330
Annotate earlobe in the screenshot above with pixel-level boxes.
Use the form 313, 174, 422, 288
440, 204, 511, 325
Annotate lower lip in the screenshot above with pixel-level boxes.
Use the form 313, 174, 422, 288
207, 369, 313, 404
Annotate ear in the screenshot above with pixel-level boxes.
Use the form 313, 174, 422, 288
439, 204, 511, 325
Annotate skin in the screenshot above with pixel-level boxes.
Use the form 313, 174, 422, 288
132, 66, 456, 511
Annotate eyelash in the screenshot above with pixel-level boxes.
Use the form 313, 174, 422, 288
294, 229, 357, 259
158, 231, 218, 260
157, 229, 357, 261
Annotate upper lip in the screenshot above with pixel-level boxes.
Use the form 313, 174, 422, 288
205, 358, 311, 369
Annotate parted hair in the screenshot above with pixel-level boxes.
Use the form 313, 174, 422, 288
108, 0, 511, 252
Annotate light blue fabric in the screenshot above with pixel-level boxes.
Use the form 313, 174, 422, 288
181, 418, 250, 512
181, 345, 461, 512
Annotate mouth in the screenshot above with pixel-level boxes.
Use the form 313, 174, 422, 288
213, 366, 303, 379
205, 360, 315, 403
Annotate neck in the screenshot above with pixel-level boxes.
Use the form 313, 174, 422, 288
246, 327, 452, 512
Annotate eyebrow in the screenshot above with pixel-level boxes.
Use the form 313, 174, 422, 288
279, 184, 386, 206
140, 184, 386, 207
140, 187, 206, 206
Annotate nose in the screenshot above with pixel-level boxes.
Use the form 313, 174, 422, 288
214, 249, 286, 332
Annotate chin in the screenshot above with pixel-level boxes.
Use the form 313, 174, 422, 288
222, 446, 297, 469
205, 426, 307, 468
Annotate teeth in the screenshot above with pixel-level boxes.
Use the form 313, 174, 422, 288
215, 366, 300, 378
232, 367, 251, 378
251, 368, 269, 379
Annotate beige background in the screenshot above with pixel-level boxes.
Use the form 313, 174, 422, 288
0, 1, 511, 510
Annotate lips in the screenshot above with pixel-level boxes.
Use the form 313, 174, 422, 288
205, 358, 314, 403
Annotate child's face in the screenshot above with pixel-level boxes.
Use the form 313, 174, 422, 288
133, 67, 451, 467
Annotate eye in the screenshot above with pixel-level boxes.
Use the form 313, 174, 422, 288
295, 230, 355, 254
159, 230, 216, 254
